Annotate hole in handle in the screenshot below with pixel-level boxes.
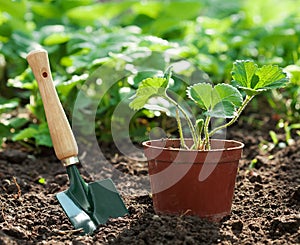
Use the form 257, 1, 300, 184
42, 72, 48, 78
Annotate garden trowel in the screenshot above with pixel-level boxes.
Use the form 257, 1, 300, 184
26, 50, 128, 234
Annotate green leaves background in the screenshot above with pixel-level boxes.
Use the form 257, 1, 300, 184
0, 0, 299, 147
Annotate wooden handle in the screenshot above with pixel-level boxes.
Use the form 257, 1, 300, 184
26, 50, 78, 161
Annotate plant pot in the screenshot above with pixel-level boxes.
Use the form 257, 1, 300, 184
142, 138, 244, 222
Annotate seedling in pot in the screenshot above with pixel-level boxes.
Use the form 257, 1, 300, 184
130, 60, 289, 150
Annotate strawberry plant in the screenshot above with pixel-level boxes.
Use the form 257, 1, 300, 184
130, 60, 289, 150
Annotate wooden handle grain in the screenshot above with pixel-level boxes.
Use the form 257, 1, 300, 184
26, 50, 78, 161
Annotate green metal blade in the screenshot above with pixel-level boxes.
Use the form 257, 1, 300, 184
57, 165, 128, 234
56, 191, 97, 234
88, 179, 129, 224
65, 165, 92, 214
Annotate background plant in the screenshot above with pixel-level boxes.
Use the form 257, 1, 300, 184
0, 0, 299, 148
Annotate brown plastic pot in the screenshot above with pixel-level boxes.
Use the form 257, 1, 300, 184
143, 138, 244, 222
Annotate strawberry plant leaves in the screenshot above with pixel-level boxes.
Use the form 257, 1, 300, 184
187, 83, 213, 110
232, 60, 289, 95
212, 84, 243, 108
129, 77, 168, 110
231, 60, 259, 95
231, 60, 257, 89
254, 64, 289, 90
208, 101, 236, 118
187, 83, 242, 118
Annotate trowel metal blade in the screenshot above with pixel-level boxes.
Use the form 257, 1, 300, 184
56, 191, 97, 234
88, 178, 129, 224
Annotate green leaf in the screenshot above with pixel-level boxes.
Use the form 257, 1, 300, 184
11, 123, 52, 147
0, 97, 19, 113
12, 127, 38, 141
34, 123, 52, 147
31, 2, 62, 19
43, 33, 70, 46
0, 123, 10, 146
35, 134, 52, 147
8, 117, 28, 129
187, 83, 213, 110
232, 60, 289, 95
38, 177, 46, 185
0, 123, 13, 138
0, 0, 27, 31
231, 60, 259, 95
129, 77, 168, 110
232, 60, 257, 88
207, 101, 235, 118
212, 84, 243, 108
66, 2, 133, 26
269, 130, 279, 145
254, 64, 289, 90
187, 83, 242, 118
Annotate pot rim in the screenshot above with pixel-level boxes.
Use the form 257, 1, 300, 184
142, 138, 244, 152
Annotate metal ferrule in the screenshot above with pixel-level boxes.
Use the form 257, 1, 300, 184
61, 156, 79, 167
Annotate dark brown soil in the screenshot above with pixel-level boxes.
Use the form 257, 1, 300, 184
0, 122, 299, 244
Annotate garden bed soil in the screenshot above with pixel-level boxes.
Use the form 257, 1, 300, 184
0, 123, 299, 244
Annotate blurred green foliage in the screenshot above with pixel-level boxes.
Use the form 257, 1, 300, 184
0, 0, 299, 147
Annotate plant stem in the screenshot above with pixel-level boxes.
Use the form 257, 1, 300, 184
208, 95, 254, 137
195, 119, 204, 150
165, 96, 198, 149
175, 108, 188, 149
203, 115, 211, 150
